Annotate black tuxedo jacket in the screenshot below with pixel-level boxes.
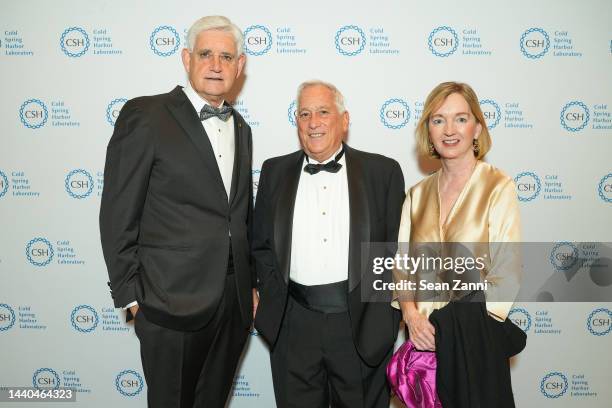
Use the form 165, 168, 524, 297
252, 145, 405, 366
100, 86, 254, 331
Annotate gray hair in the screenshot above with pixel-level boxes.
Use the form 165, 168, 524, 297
186, 16, 244, 56
297, 80, 347, 114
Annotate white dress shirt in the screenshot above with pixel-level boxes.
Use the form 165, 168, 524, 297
183, 82, 235, 199
290, 147, 350, 286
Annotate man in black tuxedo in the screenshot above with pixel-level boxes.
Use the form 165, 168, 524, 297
252, 81, 405, 407
99, 16, 257, 408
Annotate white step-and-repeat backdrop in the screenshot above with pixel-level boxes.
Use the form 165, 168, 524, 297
1, 0, 611, 407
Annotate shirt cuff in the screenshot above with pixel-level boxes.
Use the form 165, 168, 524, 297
123, 301, 138, 309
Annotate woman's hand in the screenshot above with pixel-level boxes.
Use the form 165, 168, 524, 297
400, 301, 436, 351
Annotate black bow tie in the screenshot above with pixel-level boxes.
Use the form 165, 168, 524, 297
303, 148, 345, 175
200, 104, 233, 121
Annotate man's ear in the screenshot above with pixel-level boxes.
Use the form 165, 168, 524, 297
181, 48, 191, 74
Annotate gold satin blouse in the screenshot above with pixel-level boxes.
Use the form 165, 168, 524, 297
394, 161, 522, 320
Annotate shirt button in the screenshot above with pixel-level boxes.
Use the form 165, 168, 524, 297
322, 211, 326, 215
323, 186, 327, 190
323, 238, 327, 242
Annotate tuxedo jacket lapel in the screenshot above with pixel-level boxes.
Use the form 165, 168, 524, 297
166, 86, 227, 201
345, 146, 370, 292
274, 152, 303, 284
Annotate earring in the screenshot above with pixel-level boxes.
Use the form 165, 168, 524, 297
428, 141, 436, 157
473, 139, 480, 156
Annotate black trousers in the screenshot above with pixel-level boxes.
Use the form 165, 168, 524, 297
270, 296, 391, 408
134, 275, 248, 408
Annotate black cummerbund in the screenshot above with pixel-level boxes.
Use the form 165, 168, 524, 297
288, 279, 348, 313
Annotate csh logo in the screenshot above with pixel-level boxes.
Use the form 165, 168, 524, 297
540, 372, 568, 398
587, 308, 612, 336
65, 169, 94, 199
19, 99, 48, 129
598, 173, 612, 203
428, 26, 459, 57
288, 100, 297, 127
0, 303, 16, 331
243, 25, 272, 56
115, 370, 144, 397
106, 98, 127, 126
520, 28, 550, 59
0, 170, 8, 198
335, 25, 366, 56
26, 237, 54, 267
514, 172, 541, 202
60, 27, 90, 57
71, 305, 99, 333
33, 368, 61, 390
479, 99, 501, 129
149, 26, 180, 57
560, 101, 590, 132
549, 242, 579, 271
508, 308, 531, 332
380, 99, 410, 129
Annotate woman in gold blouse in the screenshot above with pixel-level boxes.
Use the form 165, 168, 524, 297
395, 82, 524, 406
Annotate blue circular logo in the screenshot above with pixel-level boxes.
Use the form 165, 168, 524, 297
550, 242, 579, 271
587, 308, 612, 336
150, 26, 180, 57
115, 370, 144, 397
508, 308, 532, 332
514, 172, 541, 202
65, 169, 94, 199
560, 101, 590, 132
244, 25, 273, 56
106, 98, 127, 126
428, 26, 459, 57
0, 303, 16, 332
598, 173, 612, 203
540, 372, 568, 398
60, 27, 90, 57
19, 99, 48, 129
26, 237, 54, 267
70, 305, 99, 333
479, 99, 502, 129
335, 25, 366, 56
33, 368, 60, 390
380, 99, 411, 129
520, 28, 550, 59
288, 100, 297, 127
0, 170, 8, 198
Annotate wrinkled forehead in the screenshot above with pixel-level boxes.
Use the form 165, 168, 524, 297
193, 29, 237, 52
298, 86, 336, 110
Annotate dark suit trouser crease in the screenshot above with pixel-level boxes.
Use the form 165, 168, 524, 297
270, 297, 391, 408
134, 274, 248, 408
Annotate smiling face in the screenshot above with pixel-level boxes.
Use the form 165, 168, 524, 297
181, 29, 245, 107
428, 92, 482, 162
297, 85, 349, 163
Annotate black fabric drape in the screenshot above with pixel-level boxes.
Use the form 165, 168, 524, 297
429, 291, 527, 408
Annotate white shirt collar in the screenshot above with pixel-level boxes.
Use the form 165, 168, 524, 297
182, 81, 225, 114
